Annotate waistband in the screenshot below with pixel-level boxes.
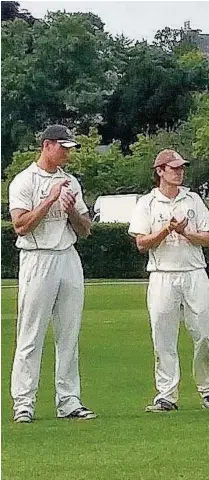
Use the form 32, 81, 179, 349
149, 268, 206, 274
20, 245, 74, 255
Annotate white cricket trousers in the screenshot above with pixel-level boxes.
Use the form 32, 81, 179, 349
147, 269, 209, 405
11, 246, 84, 419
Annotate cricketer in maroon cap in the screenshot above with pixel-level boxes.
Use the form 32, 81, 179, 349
129, 148, 209, 412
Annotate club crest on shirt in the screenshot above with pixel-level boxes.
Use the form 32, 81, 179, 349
187, 209, 195, 219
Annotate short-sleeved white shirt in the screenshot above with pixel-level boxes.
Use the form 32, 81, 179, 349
9, 162, 88, 250
128, 187, 209, 271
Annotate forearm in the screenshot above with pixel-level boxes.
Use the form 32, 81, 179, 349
68, 210, 91, 237
136, 226, 169, 252
182, 231, 209, 247
12, 198, 54, 235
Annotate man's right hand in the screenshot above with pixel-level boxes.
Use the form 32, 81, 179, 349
164, 217, 177, 234
48, 180, 70, 203
169, 217, 188, 234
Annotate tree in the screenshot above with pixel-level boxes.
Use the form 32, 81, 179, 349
65, 128, 124, 202
2, 12, 209, 180
4, 150, 38, 186
102, 39, 209, 150
1, 18, 38, 173
153, 26, 184, 52
2, 129, 124, 205
102, 45, 193, 149
177, 50, 209, 90
3, 97, 209, 209
153, 26, 198, 55
123, 93, 209, 192
1, 12, 131, 175
1, 1, 35, 24
187, 93, 209, 187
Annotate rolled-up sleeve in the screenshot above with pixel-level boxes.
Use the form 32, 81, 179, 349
9, 174, 33, 212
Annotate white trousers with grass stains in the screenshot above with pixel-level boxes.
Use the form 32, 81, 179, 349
147, 269, 209, 405
11, 246, 84, 419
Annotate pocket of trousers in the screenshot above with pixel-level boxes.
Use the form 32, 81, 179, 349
19, 251, 38, 285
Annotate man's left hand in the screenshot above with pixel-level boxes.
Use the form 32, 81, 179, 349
170, 217, 188, 234
60, 190, 78, 212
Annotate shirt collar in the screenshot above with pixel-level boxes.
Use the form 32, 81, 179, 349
29, 162, 64, 178
153, 187, 190, 203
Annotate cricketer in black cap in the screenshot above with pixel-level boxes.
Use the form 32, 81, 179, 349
8, 123, 96, 423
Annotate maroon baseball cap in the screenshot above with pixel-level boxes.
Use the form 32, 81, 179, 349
153, 149, 190, 168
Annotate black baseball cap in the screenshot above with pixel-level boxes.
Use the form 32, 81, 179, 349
41, 124, 81, 148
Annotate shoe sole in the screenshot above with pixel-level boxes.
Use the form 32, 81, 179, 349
68, 413, 97, 420
15, 417, 32, 423
145, 406, 176, 413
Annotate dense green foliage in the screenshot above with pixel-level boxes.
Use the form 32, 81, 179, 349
1, 8, 209, 177
102, 47, 208, 148
1, 1, 34, 24
2, 221, 208, 279
1, 224, 19, 278
1, 223, 148, 279
1, 11, 130, 172
3, 92, 209, 206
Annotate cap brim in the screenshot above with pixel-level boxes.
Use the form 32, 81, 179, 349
152, 159, 190, 169
57, 140, 81, 148
168, 159, 190, 167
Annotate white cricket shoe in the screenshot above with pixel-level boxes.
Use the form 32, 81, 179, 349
146, 399, 178, 412
64, 406, 97, 420
15, 411, 33, 423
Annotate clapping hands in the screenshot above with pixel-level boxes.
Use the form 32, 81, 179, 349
168, 216, 188, 234
60, 186, 78, 212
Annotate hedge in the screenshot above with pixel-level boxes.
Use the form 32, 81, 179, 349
2, 224, 20, 279
2, 223, 208, 279
1, 223, 148, 279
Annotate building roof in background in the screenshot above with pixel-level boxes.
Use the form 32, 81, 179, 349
196, 34, 209, 56
184, 21, 209, 57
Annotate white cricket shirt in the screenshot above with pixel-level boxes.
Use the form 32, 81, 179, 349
9, 162, 88, 250
129, 187, 209, 271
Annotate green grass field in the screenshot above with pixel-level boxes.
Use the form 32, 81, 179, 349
1, 283, 208, 480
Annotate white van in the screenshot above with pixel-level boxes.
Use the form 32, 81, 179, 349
93, 194, 140, 223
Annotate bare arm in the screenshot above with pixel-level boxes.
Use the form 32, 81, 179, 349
68, 211, 91, 238
136, 217, 189, 252
11, 179, 70, 236
182, 231, 209, 247
170, 215, 209, 247
136, 225, 170, 252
